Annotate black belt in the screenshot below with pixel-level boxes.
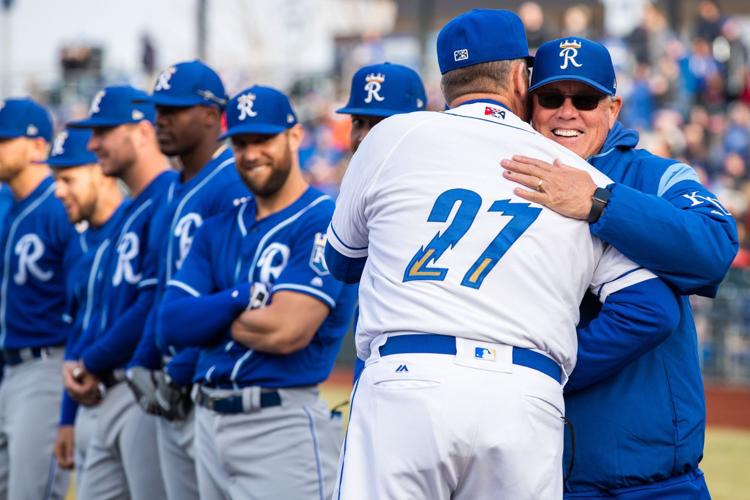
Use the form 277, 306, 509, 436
99, 369, 126, 389
1, 346, 61, 366
193, 387, 281, 414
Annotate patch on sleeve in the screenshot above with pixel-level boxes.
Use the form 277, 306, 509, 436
309, 232, 330, 276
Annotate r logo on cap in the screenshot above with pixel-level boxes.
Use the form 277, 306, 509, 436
52, 131, 68, 156
364, 73, 385, 104
237, 93, 258, 121
155, 66, 177, 92
559, 39, 583, 70
90, 90, 105, 115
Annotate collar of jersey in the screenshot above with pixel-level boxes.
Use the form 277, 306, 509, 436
450, 98, 510, 110
177, 146, 234, 191
445, 100, 533, 133
133, 170, 177, 205
242, 185, 322, 228
13, 175, 54, 209
89, 200, 131, 244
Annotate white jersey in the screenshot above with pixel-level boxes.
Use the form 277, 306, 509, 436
327, 101, 654, 378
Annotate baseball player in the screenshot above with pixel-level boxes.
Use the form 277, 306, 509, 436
337, 62, 426, 153
128, 59, 250, 500
48, 127, 128, 484
325, 10, 680, 499
501, 37, 737, 498
337, 61, 427, 381
157, 85, 357, 500
65, 85, 172, 499
0, 98, 76, 499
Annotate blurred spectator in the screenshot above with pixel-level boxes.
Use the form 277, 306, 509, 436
518, 2, 549, 53
694, 0, 724, 45
562, 4, 592, 39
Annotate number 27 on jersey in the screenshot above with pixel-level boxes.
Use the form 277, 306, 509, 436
403, 188, 541, 289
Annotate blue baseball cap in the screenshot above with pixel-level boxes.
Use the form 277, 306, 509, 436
221, 86, 298, 139
69, 86, 156, 128
529, 37, 617, 95
437, 9, 533, 75
139, 60, 227, 108
337, 62, 427, 117
47, 128, 98, 168
0, 98, 53, 142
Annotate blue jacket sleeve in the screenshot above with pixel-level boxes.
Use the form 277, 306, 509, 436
164, 348, 201, 386
591, 180, 738, 297
128, 306, 163, 369
159, 283, 251, 349
81, 287, 156, 375
59, 391, 78, 426
566, 278, 680, 393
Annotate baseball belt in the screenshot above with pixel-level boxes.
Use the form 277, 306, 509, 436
192, 385, 282, 414
1, 345, 63, 366
379, 334, 562, 383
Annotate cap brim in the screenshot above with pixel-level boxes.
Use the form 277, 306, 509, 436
0, 128, 23, 139
68, 117, 134, 128
219, 124, 289, 140
336, 106, 415, 117
135, 95, 203, 107
529, 75, 614, 95
46, 159, 98, 168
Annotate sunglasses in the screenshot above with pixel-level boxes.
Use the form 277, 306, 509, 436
535, 92, 606, 111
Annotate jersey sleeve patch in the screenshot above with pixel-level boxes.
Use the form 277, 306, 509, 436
309, 232, 330, 276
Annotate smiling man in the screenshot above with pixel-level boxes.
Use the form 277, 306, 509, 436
157, 85, 356, 499
502, 37, 738, 499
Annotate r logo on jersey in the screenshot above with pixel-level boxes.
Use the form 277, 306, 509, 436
174, 213, 203, 270
14, 234, 53, 285
256, 243, 290, 284
113, 232, 142, 286
309, 232, 330, 276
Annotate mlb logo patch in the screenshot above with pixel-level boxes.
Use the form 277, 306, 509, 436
454, 49, 469, 62
474, 347, 496, 361
484, 106, 506, 119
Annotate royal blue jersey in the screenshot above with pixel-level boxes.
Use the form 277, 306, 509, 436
0, 183, 12, 237
60, 201, 129, 426
0, 176, 81, 349
160, 186, 357, 388
80, 171, 177, 374
130, 146, 250, 384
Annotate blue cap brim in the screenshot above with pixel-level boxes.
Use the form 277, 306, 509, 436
0, 128, 23, 139
336, 106, 411, 117
529, 75, 614, 96
68, 117, 136, 128
220, 124, 289, 140
46, 159, 98, 168
136, 95, 205, 107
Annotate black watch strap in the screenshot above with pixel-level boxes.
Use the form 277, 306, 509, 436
587, 187, 611, 224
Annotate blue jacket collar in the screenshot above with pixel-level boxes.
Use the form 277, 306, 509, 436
590, 121, 639, 160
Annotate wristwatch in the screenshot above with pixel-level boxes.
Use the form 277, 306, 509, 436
587, 187, 611, 223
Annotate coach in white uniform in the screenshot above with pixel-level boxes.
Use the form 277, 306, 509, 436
326, 9, 681, 500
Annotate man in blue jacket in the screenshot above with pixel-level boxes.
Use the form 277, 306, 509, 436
502, 37, 738, 498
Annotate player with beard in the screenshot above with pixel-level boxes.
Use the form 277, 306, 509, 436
157, 85, 356, 499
